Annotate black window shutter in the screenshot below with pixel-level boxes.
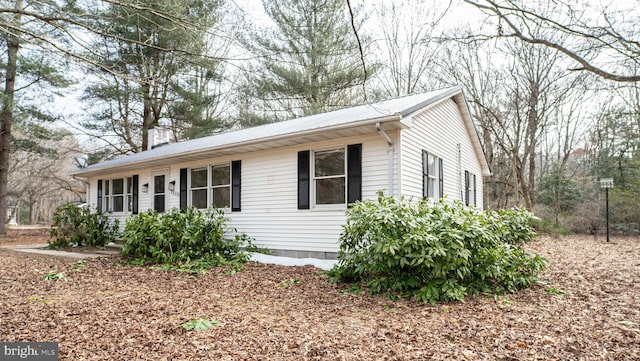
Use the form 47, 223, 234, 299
473, 174, 477, 207
464, 170, 470, 206
438, 158, 444, 199
298, 150, 310, 209
97, 179, 103, 213
231, 160, 241, 211
347, 144, 362, 204
132, 175, 139, 214
179, 168, 188, 210
422, 150, 428, 198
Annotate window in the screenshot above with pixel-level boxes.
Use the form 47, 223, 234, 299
297, 145, 361, 209
186, 163, 232, 209
313, 148, 346, 205
100, 177, 137, 213
465, 171, 476, 207
211, 164, 231, 208
422, 150, 443, 199
190, 167, 208, 209
111, 178, 124, 212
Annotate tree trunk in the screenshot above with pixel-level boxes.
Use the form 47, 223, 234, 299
0, 2, 21, 234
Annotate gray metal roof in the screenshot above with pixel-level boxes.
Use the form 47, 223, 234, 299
72, 86, 464, 176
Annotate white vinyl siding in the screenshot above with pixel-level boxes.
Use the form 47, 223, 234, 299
400, 98, 484, 208
85, 96, 486, 254
86, 133, 392, 253
229, 134, 390, 253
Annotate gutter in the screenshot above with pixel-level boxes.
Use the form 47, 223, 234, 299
376, 122, 395, 197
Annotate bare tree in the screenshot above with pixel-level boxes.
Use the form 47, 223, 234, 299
0, 0, 228, 232
463, 0, 640, 82
8, 129, 83, 224
437, 26, 585, 210
371, 0, 451, 97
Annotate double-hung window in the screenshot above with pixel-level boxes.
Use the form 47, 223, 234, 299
211, 164, 231, 208
111, 178, 124, 212
297, 144, 361, 209
465, 171, 476, 207
190, 167, 208, 209
422, 150, 443, 200
313, 148, 346, 205
188, 164, 231, 209
98, 176, 138, 214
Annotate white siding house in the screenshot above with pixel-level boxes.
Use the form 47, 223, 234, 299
71, 86, 490, 258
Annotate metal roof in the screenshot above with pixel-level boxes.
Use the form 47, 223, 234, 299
72, 86, 469, 177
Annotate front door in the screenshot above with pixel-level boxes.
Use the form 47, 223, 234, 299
153, 173, 167, 213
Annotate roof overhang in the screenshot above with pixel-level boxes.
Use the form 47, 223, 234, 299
453, 92, 492, 177
71, 114, 405, 178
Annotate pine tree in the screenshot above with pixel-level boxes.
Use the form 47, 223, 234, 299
82, 0, 229, 153
238, 0, 370, 124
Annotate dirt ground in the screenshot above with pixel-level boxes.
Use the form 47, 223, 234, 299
1, 234, 638, 360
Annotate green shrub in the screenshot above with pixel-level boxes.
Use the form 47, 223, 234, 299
532, 218, 573, 236
489, 207, 539, 246
49, 204, 120, 248
328, 193, 547, 304
121, 207, 254, 269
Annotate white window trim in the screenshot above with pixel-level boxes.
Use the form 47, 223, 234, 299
311, 146, 347, 210
210, 163, 231, 209
189, 167, 209, 209
102, 177, 132, 214
151, 171, 169, 213
423, 150, 443, 200
187, 163, 232, 209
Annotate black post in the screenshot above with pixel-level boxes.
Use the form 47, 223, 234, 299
606, 187, 610, 243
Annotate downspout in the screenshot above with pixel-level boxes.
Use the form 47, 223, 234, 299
376, 122, 394, 197
457, 143, 462, 201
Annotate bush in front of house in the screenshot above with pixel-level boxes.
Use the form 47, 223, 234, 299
49, 204, 120, 248
327, 193, 547, 304
121, 207, 255, 269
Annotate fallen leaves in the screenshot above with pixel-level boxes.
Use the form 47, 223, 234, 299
0, 235, 639, 360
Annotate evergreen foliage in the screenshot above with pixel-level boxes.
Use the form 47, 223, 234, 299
82, 0, 229, 153
328, 193, 547, 304
237, 0, 370, 124
122, 207, 255, 268
49, 204, 120, 248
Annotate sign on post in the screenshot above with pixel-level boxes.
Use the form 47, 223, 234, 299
600, 177, 614, 188
599, 177, 614, 242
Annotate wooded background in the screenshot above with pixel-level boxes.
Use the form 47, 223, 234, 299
1, 0, 638, 235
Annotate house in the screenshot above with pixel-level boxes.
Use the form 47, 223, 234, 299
71, 86, 491, 258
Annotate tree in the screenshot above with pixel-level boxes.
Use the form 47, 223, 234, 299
238, 0, 370, 124
436, 25, 586, 210
535, 162, 581, 225
585, 102, 640, 234
9, 127, 83, 224
371, 0, 451, 98
1, 0, 75, 233
463, 0, 640, 82
82, 0, 229, 154
0, 0, 229, 232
